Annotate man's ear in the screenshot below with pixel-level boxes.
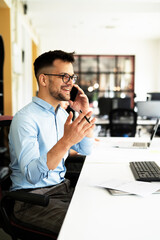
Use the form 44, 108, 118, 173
39, 74, 47, 87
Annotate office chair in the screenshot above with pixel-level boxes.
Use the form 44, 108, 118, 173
98, 97, 112, 116
0, 116, 13, 197
112, 97, 131, 109
0, 190, 58, 240
0, 116, 58, 240
109, 108, 137, 137
0, 115, 13, 163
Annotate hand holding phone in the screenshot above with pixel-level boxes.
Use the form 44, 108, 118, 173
70, 87, 90, 123
69, 85, 90, 115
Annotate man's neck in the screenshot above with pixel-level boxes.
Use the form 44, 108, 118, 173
37, 92, 59, 110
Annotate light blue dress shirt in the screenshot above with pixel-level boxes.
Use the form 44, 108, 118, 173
9, 97, 93, 191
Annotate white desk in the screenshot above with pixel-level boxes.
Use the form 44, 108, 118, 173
58, 137, 160, 240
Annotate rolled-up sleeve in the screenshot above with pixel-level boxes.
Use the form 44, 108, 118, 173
71, 137, 94, 155
26, 155, 49, 184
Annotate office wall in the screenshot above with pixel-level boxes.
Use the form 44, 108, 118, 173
40, 36, 160, 101
10, 0, 39, 115
32, 40, 38, 97
0, 5, 12, 115
0, 0, 39, 115
157, 40, 160, 91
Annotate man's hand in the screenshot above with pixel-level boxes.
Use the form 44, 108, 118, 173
62, 111, 96, 147
69, 84, 89, 114
47, 111, 95, 170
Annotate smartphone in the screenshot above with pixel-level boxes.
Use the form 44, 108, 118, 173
70, 86, 78, 101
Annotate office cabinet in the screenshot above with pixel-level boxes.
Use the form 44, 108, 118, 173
73, 55, 135, 108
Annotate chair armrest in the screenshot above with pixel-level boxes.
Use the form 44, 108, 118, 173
3, 191, 49, 207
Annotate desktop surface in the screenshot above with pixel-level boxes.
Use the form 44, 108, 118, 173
58, 137, 160, 240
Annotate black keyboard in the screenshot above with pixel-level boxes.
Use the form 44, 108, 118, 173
130, 161, 160, 182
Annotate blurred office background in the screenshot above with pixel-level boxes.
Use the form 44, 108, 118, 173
1, 0, 160, 116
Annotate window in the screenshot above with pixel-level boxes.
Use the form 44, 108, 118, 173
73, 55, 135, 108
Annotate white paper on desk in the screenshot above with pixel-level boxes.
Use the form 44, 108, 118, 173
96, 179, 160, 197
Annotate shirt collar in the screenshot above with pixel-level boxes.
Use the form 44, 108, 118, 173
32, 97, 60, 113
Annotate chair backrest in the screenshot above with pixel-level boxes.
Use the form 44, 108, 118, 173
109, 108, 137, 137
98, 97, 131, 116
112, 97, 131, 109
98, 97, 112, 116
0, 115, 13, 148
0, 116, 13, 197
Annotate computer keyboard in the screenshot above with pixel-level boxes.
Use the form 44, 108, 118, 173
130, 161, 160, 182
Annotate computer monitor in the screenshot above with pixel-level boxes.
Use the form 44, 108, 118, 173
137, 101, 160, 118
147, 92, 160, 101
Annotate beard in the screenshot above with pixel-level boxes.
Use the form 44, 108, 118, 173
48, 82, 70, 101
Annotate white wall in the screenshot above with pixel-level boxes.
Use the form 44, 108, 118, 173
40, 35, 160, 101
11, 0, 38, 115
157, 40, 160, 90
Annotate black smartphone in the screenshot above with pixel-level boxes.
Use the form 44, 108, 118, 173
70, 86, 78, 101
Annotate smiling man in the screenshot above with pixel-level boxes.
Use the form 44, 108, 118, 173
9, 50, 95, 235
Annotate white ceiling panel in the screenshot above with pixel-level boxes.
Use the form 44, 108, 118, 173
23, 0, 160, 51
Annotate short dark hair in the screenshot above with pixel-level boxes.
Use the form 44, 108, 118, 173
34, 50, 75, 79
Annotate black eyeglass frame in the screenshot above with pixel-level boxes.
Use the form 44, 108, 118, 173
43, 73, 78, 84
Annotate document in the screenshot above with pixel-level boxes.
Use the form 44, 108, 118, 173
96, 179, 160, 197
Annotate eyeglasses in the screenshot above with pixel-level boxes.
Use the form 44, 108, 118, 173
43, 73, 78, 84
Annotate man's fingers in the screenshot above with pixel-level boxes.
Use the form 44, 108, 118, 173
83, 117, 96, 131
73, 111, 86, 125
80, 111, 93, 125
73, 84, 84, 94
65, 112, 73, 125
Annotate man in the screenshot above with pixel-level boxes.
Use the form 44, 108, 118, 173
9, 50, 95, 235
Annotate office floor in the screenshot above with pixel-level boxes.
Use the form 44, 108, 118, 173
0, 228, 12, 240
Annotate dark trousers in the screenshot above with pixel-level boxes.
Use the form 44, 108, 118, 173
14, 179, 74, 235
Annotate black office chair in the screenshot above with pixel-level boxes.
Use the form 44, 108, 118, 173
98, 97, 112, 116
0, 116, 13, 198
109, 108, 137, 137
112, 97, 131, 109
0, 116, 58, 240
0, 190, 57, 240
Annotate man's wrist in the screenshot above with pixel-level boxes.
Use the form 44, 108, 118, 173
60, 137, 72, 150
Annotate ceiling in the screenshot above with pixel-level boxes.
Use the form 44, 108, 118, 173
23, 0, 160, 51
